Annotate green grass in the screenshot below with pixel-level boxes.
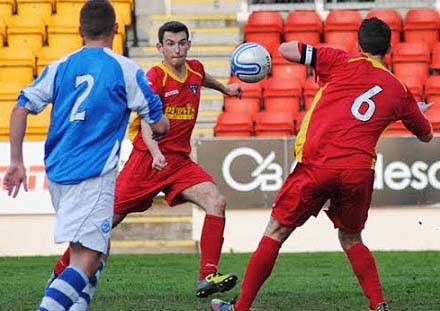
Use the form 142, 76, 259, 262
0, 252, 439, 311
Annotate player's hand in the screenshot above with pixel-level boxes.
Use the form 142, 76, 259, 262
3, 163, 28, 198
225, 83, 242, 99
417, 101, 434, 113
151, 152, 167, 171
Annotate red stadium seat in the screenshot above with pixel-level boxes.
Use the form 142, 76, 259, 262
403, 8, 440, 51
324, 10, 362, 53
398, 75, 424, 102
424, 75, 440, 107
214, 112, 254, 137
224, 75, 262, 116
366, 9, 402, 46
303, 76, 320, 110
254, 111, 295, 137
270, 48, 308, 83
263, 77, 302, 118
430, 42, 440, 72
425, 106, 440, 133
392, 42, 430, 82
384, 120, 411, 136
283, 10, 322, 45
244, 11, 283, 54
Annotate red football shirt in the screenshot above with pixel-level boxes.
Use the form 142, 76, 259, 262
129, 60, 205, 155
296, 47, 432, 169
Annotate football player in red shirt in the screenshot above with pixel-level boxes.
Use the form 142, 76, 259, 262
50, 20, 242, 310
211, 17, 433, 311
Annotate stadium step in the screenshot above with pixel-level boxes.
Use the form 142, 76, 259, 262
129, 45, 237, 58
148, 13, 238, 30
111, 200, 198, 254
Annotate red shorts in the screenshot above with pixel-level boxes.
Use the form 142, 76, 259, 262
114, 148, 215, 214
271, 163, 374, 233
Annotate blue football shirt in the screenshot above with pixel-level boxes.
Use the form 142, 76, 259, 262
17, 47, 164, 184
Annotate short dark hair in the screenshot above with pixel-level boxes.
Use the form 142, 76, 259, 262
80, 0, 116, 40
158, 21, 189, 44
358, 17, 391, 56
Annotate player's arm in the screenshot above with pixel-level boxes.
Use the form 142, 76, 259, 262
140, 119, 167, 170
3, 104, 29, 197
401, 99, 433, 143
203, 72, 241, 97
279, 40, 317, 67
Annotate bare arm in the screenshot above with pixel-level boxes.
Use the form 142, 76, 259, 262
278, 40, 302, 63
203, 72, 242, 97
415, 102, 434, 142
149, 116, 170, 140
141, 119, 167, 170
3, 105, 29, 197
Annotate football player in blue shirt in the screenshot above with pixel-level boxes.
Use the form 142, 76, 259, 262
2, 1, 169, 310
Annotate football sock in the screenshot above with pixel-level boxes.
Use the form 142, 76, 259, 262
38, 266, 88, 311
199, 214, 225, 280
70, 259, 106, 311
54, 247, 71, 276
347, 243, 385, 310
235, 236, 282, 311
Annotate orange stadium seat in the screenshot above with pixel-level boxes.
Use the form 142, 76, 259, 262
263, 77, 302, 118
392, 42, 430, 82
224, 75, 262, 116
6, 15, 46, 54
366, 9, 402, 46
244, 11, 283, 55
0, 101, 15, 139
398, 75, 424, 102
424, 106, 440, 133
36, 46, 77, 75
254, 111, 295, 137
16, 0, 54, 20
0, 0, 15, 20
55, 0, 83, 17
403, 8, 440, 51
385, 120, 410, 136
424, 75, 440, 107
271, 48, 307, 83
0, 47, 36, 84
0, 82, 25, 101
112, 0, 133, 26
283, 10, 322, 45
324, 10, 362, 53
214, 112, 254, 137
303, 75, 319, 110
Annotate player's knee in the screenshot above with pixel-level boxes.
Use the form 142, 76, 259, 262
204, 193, 226, 216
338, 229, 362, 253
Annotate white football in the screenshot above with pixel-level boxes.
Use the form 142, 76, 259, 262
230, 42, 271, 83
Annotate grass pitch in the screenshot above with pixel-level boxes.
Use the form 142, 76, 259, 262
0, 251, 438, 311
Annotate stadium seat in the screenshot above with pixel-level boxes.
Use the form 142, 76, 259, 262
425, 106, 440, 133
112, 0, 133, 26
324, 10, 362, 53
0, 0, 15, 20
0, 101, 15, 139
244, 11, 283, 54
366, 9, 402, 46
0, 18, 5, 46
303, 75, 319, 110
224, 75, 262, 116
398, 75, 424, 102
424, 75, 440, 107
214, 111, 254, 137
271, 48, 307, 83
6, 15, 46, 54
0, 82, 25, 101
16, 0, 54, 20
55, 0, 83, 17
254, 111, 295, 137
403, 8, 440, 51
283, 10, 322, 45
36, 46, 77, 75
430, 42, 440, 73
263, 77, 302, 118
384, 120, 411, 136
392, 42, 430, 82
0, 47, 36, 84
47, 14, 83, 50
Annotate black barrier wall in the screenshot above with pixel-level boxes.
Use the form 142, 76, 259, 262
196, 136, 440, 209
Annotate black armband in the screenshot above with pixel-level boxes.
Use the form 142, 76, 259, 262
299, 44, 317, 67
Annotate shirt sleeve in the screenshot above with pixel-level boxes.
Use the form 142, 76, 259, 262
399, 88, 432, 137
17, 66, 54, 114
